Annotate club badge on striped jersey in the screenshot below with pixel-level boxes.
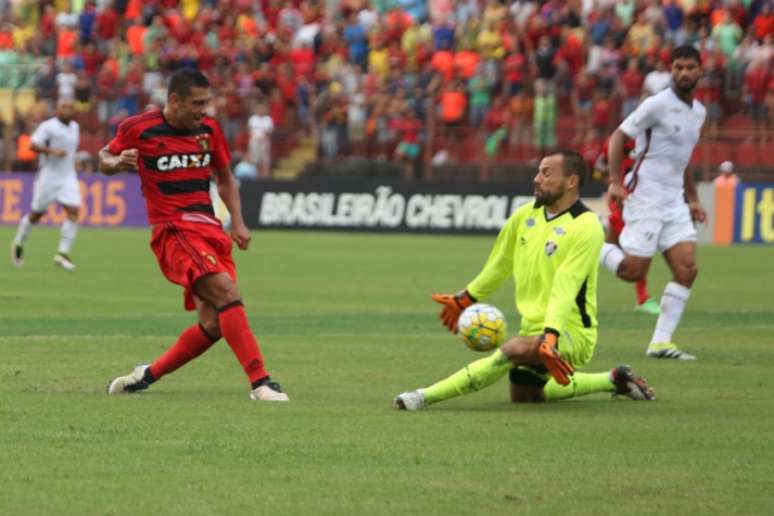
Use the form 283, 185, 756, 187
197, 135, 210, 151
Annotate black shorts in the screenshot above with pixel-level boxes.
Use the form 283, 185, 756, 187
509, 364, 550, 387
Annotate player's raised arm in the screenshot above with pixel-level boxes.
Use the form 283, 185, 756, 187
98, 146, 139, 175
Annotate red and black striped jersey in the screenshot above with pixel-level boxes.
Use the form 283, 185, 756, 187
107, 109, 231, 225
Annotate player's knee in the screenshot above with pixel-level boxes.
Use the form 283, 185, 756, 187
196, 273, 240, 307
199, 318, 222, 340
675, 263, 698, 286
500, 338, 536, 363
617, 261, 645, 282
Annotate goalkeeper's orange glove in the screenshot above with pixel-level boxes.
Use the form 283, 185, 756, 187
431, 289, 477, 333
538, 330, 574, 386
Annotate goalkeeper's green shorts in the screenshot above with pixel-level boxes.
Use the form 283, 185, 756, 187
509, 324, 597, 387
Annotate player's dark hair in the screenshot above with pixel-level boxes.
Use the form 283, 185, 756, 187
552, 149, 587, 189
672, 45, 701, 64
167, 69, 210, 99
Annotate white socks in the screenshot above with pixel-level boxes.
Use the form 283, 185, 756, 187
650, 281, 691, 345
58, 219, 78, 255
14, 214, 32, 245
600, 242, 625, 275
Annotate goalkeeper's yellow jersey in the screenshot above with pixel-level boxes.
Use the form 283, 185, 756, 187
466, 199, 603, 336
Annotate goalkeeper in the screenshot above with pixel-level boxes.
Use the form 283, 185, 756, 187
394, 151, 654, 410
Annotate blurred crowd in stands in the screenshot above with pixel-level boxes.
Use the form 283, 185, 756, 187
0, 0, 772, 176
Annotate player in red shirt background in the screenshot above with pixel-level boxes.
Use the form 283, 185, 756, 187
595, 137, 661, 315
99, 69, 289, 401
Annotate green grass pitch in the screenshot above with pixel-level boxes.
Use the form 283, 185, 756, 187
1, 226, 772, 515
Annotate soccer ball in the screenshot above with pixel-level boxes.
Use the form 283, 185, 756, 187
457, 304, 507, 352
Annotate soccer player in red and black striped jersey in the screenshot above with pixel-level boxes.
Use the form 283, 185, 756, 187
100, 69, 288, 401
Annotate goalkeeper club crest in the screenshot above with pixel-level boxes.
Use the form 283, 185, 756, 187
545, 240, 558, 256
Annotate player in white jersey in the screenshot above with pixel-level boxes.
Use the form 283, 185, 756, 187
11, 99, 81, 271
600, 45, 707, 361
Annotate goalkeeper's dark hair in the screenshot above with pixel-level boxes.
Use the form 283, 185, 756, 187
167, 69, 210, 99
551, 149, 587, 189
672, 45, 701, 64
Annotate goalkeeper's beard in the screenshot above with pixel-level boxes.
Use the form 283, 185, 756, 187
534, 186, 564, 208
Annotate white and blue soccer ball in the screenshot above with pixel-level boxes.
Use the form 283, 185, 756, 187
457, 303, 507, 352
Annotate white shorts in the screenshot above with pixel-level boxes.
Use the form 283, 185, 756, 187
247, 138, 270, 165
619, 199, 696, 257
31, 177, 81, 213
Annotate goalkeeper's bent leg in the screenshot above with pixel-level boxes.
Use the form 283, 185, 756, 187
423, 349, 514, 405
543, 372, 614, 401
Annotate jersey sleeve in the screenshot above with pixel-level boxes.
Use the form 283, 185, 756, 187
618, 95, 659, 139
29, 121, 49, 148
107, 119, 136, 154
466, 210, 521, 300
543, 214, 603, 333
210, 119, 231, 170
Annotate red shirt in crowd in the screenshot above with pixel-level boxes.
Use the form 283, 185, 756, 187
503, 52, 526, 85
391, 116, 423, 143
754, 12, 774, 40
290, 46, 315, 78
592, 99, 611, 129
96, 7, 119, 40
558, 33, 584, 75
746, 67, 770, 103
621, 68, 643, 98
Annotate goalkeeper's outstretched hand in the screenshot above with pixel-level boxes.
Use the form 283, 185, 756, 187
538, 332, 574, 385
431, 290, 476, 333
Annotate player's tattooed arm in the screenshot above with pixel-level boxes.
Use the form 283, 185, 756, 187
213, 166, 251, 250
98, 146, 139, 175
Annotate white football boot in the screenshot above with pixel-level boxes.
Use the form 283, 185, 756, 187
107, 365, 153, 394
249, 380, 289, 402
393, 389, 426, 411
646, 342, 696, 361
54, 253, 76, 271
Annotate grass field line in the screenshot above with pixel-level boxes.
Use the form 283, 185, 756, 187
0, 313, 182, 320
1, 290, 175, 305
0, 332, 447, 340
0, 335, 174, 341
0, 290, 403, 312
601, 323, 774, 332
